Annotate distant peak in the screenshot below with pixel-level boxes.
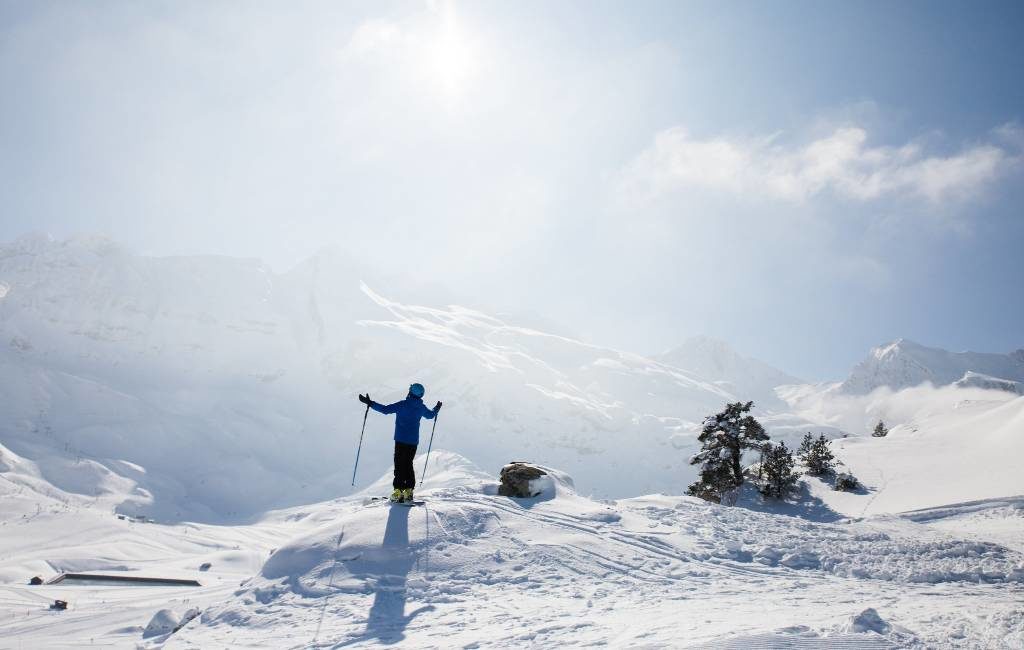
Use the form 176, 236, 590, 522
873, 338, 927, 358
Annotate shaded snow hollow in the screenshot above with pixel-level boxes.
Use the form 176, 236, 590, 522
175, 452, 1024, 648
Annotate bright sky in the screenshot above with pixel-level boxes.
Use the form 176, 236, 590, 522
2, 0, 1022, 379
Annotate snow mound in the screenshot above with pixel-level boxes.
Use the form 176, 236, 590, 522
359, 449, 492, 498
142, 609, 179, 638
845, 607, 890, 634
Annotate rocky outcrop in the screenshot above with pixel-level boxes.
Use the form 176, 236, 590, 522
499, 462, 548, 498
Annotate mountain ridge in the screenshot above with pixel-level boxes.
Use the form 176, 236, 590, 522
840, 338, 1024, 394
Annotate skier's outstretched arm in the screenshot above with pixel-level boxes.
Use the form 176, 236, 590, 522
372, 401, 401, 415
359, 393, 400, 415
422, 401, 442, 419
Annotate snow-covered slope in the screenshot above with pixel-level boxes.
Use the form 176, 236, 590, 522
822, 393, 1024, 516
4, 453, 1021, 648
0, 234, 827, 521
655, 335, 802, 408
840, 338, 1024, 394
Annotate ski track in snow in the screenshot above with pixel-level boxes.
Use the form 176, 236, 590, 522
4, 454, 1019, 648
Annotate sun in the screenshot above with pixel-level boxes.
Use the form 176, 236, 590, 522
425, 1, 479, 101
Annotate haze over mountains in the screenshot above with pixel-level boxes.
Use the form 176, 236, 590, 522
0, 234, 1021, 523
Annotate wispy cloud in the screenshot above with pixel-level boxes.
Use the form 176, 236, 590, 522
619, 124, 1019, 206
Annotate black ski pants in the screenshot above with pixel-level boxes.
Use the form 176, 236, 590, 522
393, 441, 417, 490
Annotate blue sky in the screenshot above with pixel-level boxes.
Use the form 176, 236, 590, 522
1, 0, 1022, 379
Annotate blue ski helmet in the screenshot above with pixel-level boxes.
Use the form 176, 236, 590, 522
409, 383, 425, 398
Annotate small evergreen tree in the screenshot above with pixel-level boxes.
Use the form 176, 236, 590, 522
804, 434, 835, 476
760, 441, 798, 499
797, 432, 814, 460
687, 401, 769, 502
872, 420, 888, 437
834, 471, 859, 492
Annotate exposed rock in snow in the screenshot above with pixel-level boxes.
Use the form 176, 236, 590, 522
498, 462, 549, 498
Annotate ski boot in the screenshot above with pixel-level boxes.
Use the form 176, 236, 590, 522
389, 489, 403, 503
401, 488, 414, 503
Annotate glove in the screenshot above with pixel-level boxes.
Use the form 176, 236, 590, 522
359, 393, 371, 405
434, 401, 443, 411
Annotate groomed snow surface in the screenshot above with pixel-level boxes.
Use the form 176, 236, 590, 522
2, 452, 1022, 648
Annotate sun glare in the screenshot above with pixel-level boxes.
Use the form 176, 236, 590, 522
426, 1, 479, 102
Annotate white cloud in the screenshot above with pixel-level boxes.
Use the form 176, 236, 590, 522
620, 124, 1017, 206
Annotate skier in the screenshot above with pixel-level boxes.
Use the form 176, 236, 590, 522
358, 383, 442, 503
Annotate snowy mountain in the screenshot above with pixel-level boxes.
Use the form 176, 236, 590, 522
840, 338, 1024, 394
656, 335, 802, 408
0, 234, 826, 521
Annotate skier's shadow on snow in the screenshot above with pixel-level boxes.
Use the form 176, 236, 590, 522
334, 505, 433, 648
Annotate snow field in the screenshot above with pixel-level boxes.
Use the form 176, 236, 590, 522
1, 451, 1022, 647
172, 453, 1024, 648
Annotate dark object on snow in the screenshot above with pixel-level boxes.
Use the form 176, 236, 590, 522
688, 401, 769, 502
29, 576, 43, 585
872, 420, 889, 437
50, 599, 68, 610
834, 472, 860, 492
199, 562, 212, 572
760, 442, 798, 499
499, 462, 547, 498
48, 573, 201, 587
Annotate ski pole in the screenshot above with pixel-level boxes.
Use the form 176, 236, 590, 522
351, 402, 371, 486
419, 411, 440, 487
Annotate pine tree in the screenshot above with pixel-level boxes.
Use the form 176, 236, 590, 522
804, 434, 835, 476
872, 420, 888, 438
834, 471, 859, 492
687, 401, 769, 502
797, 432, 813, 461
760, 441, 798, 499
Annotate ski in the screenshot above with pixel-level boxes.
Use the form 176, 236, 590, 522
363, 496, 426, 506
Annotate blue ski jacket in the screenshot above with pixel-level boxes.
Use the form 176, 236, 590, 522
369, 396, 438, 446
